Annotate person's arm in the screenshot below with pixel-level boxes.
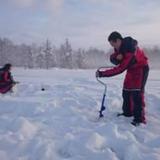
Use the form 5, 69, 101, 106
3, 72, 15, 83
3, 72, 10, 82
99, 53, 135, 77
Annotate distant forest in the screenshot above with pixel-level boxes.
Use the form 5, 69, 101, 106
0, 37, 159, 69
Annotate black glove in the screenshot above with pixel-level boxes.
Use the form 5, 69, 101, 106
110, 54, 122, 65
96, 70, 103, 78
12, 81, 19, 85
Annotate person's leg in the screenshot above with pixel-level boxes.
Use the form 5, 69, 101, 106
141, 92, 146, 123
0, 82, 13, 94
122, 89, 133, 117
140, 65, 149, 123
132, 91, 143, 125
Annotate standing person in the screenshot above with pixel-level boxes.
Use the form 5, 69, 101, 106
96, 31, 149, 126
0, 63, 17, 94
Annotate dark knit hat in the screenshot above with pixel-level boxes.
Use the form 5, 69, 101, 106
108, 31, 123, 42
3, 63, 12, 71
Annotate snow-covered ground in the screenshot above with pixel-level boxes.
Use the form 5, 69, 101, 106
0, 68, 160, 160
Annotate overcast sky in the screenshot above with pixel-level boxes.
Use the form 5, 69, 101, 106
0, 0, 160, 49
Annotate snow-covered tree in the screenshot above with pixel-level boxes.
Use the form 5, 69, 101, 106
36, 53, 44, 69
43, 39, 55, 69
58, 39, 73, 68
0, 38, 13, 66
74, 48, 85, 69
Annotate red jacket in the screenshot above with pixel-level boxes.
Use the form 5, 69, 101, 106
0, 70, 13, 83
101, 47, 148, 90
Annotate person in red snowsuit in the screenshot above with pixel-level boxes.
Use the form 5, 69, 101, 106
0, 63, 17, 94
96, 31, 149, 126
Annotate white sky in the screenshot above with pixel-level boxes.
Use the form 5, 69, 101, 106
0, 0, 160, 49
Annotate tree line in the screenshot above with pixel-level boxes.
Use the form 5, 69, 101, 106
0, 37, 107, 69
0, 37, 159, 69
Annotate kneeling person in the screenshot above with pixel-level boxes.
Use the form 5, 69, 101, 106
0, 63, 18, 94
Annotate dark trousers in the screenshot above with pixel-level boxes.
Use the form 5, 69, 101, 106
122, 65, 149, 123
122, 90, 144, 122
0, 81, 13, 94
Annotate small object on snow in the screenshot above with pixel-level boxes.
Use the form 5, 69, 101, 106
41, 88, 45, 91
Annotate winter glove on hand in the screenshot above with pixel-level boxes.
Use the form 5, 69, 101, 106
96, 70, 103, 78
116, 54, 123, 61
13, 81, 19, 84
110, 53, 123, 65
